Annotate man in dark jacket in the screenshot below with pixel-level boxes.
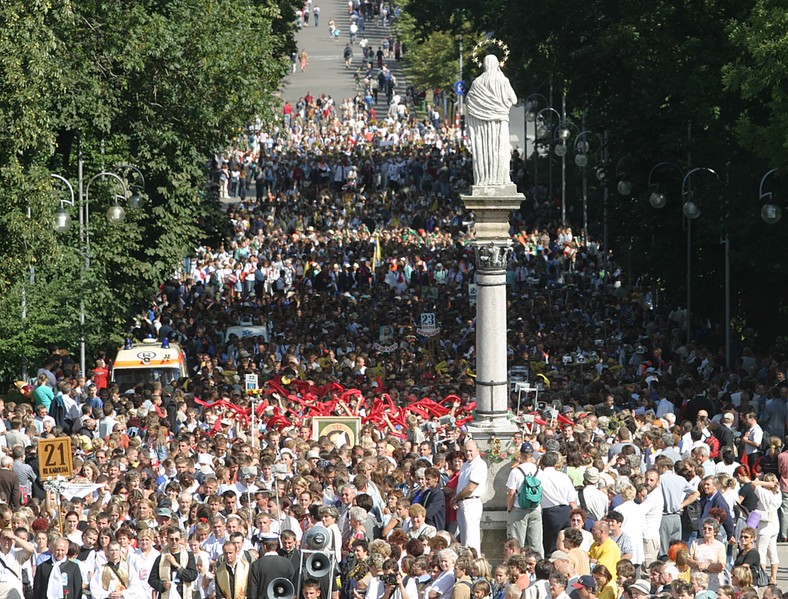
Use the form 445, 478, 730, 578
0, 456, 20, 508
148, 527, 198, 599
714, 413, 736, 452
421, 468, 446, 531
248, 536, 296, 599
33, 538, 82, 599
699, 476, 735, 541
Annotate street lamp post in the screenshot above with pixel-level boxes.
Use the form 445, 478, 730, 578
557, 93, 570, 226
574, 129, 605, 240
681, 167, 721, 351
52, 170, 133, 375
533, 105, 561, 207
523, 93, 549, 161
650, 164, 726, 355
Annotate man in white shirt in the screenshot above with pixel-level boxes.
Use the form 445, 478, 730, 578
577, 467, 608, 522
203, 516, 230, 562
0, 528, 34, 598
655, 392, 674, 418
98, 403, 119, 439
641, 469, 665, 566
741, 411, 764, 459
505, 443, 543, 556
450, 440, 487, 554
536, 451, 577, 556
127, 529, 160, 599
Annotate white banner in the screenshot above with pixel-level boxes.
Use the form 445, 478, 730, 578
57, 482, 103, 500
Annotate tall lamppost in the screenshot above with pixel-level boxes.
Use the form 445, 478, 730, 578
651, 165, 720, 350
523, 93, 549, 161
52, 170, 134, 374
681, 167, 720, 351
533, 105, 562, 206
574, 129, 605, 240
552, 93, 572, 226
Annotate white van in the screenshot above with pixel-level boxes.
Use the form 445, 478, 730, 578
111, 338, 188, 391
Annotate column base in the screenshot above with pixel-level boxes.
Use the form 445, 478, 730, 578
467, 427, 518, 511
467, 415, 519, 437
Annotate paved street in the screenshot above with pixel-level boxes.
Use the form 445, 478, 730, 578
768, 544, 788, 589
282, 0, 407, 108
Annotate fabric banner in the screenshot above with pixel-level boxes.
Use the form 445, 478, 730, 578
57, 482, 103, 500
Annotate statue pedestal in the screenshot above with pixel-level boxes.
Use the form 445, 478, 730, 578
464, 188, 522, 244
472, 434, 516, 562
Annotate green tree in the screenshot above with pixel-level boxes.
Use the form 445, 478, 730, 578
0, 0, 295, 379
724, 0, 788, 165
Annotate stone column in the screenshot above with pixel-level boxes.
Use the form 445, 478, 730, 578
474, 241, 512, 422
462, 186, 523, 559
463, 186, 522, 437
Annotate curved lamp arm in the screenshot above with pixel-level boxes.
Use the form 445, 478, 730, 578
680, 167, 720, 220
759, 168, 782, 224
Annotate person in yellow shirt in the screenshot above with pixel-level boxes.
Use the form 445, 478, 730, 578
592, 565, 617, 599
588, 521, 621, 582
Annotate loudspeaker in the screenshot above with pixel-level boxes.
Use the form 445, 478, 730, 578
305, 551, 332, 579
267, 578, 295, 599
302, 525, 330, 550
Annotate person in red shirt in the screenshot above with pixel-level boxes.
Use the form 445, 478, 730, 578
92, 358, 109, 389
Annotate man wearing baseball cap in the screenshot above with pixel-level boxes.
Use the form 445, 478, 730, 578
571, 575, 597, 599
505, 442, 543, 555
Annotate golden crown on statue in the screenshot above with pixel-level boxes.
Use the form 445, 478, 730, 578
470, 38, 510, 69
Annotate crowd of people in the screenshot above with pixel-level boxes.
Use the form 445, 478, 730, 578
2, 74, 787, 599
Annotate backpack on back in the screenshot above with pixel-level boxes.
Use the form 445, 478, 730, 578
517, 466, 543, 509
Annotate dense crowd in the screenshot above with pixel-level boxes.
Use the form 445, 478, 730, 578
2, 78, 787, 599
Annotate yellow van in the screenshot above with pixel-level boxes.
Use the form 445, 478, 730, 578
111, 338, 188, 391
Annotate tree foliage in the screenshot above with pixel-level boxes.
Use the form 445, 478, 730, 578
0, 0, 295, 380
724, 0, 788, 165
403, 0, 788, 344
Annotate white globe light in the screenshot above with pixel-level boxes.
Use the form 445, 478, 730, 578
555, 143, 567, 157
649, 191, 667, 209
683, 201, 701, 220
761, 203, 782, 224
107, 204, 126, 224
575, 154, 588, 167
129, 193, 144, 209
617, 180, 632, 196
54, 208, 71, 233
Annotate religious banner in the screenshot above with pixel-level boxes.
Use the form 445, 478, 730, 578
311, 416, 362, 448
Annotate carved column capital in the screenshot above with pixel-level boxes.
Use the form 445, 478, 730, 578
474, 241, 512, 271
